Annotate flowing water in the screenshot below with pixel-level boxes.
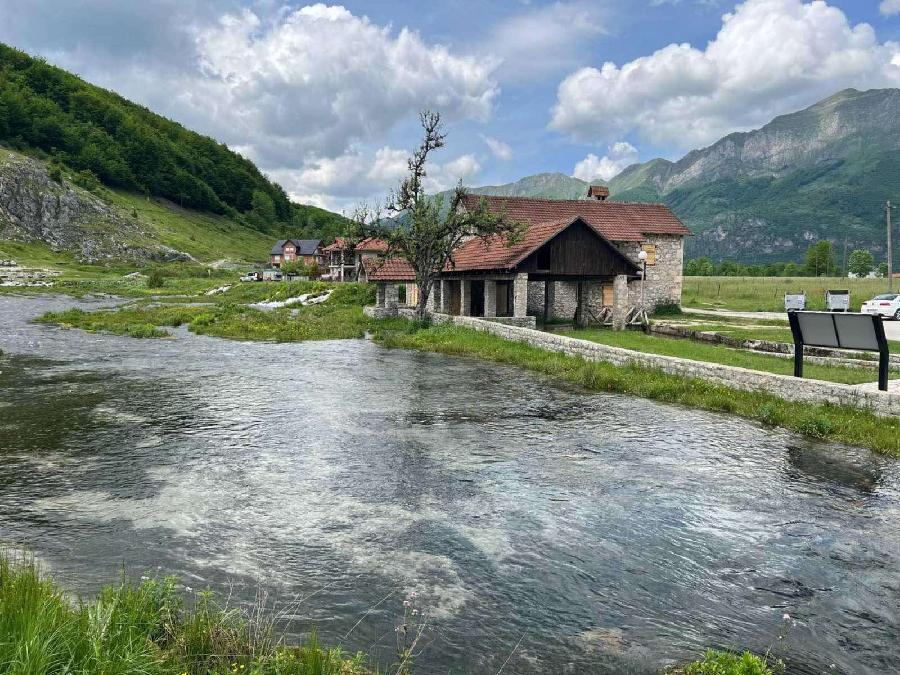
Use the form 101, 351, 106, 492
1, 294, 899, 674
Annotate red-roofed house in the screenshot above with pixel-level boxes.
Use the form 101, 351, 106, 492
363, 185, 690, 327
322, 237, 389, 281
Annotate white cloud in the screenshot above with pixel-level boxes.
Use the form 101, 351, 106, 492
484, 1, 607, 82
424, 154, 482, 194
481, 135, 513, 161
194, 5, 499, 164
552, 0, 900, 149
572, 142, 639, 181
882, 0, 900, 16
269, 147, 481, 212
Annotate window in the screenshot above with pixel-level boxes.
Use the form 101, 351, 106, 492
641, 243, 657, 265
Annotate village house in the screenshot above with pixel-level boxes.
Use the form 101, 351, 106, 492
269, 239, 323, 268
323, 237, 389, 281
364, 185, 690, 329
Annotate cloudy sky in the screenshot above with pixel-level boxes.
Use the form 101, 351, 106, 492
3, 0, 900, 212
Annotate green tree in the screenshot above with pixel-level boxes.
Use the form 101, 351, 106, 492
352, 110, 521, 319
847, 249, 874, 277
249, 189, 277, 229
877, 261, 889, 278
804, 240, 837, 276
684, 257, 714, 276
783, 262, 800, 277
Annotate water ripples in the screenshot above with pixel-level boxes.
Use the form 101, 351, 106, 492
1, 295, 899, 673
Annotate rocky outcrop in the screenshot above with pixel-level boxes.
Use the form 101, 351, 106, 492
0, 150, 192, 262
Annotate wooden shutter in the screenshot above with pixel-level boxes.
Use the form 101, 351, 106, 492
642, 243, 657, 265
601, 284, 614, 307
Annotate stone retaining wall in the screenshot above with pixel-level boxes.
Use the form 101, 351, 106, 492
434, 314, 900, 417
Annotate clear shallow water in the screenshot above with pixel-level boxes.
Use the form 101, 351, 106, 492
1, 294, 899, 674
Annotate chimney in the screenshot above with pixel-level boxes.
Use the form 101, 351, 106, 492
588, 185, 609, 201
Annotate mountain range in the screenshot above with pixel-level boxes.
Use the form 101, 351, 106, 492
465, 88, 900, 265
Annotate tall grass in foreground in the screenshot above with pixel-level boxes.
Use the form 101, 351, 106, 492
0, 554, 370, 675
375, 324, 900, 455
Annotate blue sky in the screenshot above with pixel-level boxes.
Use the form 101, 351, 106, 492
2, 0, 900, 211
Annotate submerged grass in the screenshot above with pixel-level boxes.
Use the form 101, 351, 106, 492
37, 305, 206, 338
0, 554, 370, 675
374, 323, 900, 455
36, 284, 408, 342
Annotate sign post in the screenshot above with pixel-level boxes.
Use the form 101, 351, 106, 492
788, 311, 890, 391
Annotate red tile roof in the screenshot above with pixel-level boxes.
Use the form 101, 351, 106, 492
461, 195, 690, 241
363, 256, 416, 282
322, 237, 389, 253
447, 219, 571, 272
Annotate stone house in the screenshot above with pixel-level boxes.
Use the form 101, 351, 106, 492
269, 239, 322, 268
322, 237, 388, 281
364, 186, 690, 328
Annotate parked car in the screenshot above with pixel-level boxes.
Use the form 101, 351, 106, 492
860, 293, 900, 319
240, 271, 261, 282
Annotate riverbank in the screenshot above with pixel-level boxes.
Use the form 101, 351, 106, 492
0, 552, 781, 675
0, 554, 371, 675
376, 323, 900, 455
31, 288, 900, 454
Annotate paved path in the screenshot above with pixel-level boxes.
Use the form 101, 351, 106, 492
682, 307, 900, 341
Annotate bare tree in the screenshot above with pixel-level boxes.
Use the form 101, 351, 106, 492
351, 111, 521, 319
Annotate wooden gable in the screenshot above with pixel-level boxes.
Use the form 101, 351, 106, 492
516, 218, 639, 279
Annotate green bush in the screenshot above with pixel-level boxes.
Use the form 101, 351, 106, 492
71, 168, 101, 192
683, 650, 783, 675
146, 268, 166, 288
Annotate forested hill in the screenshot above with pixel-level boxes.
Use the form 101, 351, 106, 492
0, 43, 345, 237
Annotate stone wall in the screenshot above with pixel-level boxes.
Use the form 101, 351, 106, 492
436, 315, 900, 417
519, 234, 684, 321
527, 281, 545, 316
620, 234, 684, 310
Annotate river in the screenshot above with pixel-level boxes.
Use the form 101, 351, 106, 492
1, 294, 898, 674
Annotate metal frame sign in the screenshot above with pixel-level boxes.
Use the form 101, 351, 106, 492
788, 311, 890, 391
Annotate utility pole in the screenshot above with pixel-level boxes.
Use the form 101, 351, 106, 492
842, 236, 848, 277
889, 201, 894, 293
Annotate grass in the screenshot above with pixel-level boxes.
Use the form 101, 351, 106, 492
557, 328, 892, 385
0, 553, 370, 675
0, 238, 243, 299
662, 321, 900, 354
37, 284, 409, 342
104, 190, 271, 264
677, 650, 783, 674
682, 276, 893, 312
373, 323, 900, 455
37, 305, 206, 338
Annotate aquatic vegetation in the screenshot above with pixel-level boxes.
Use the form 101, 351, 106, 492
36, 306, 204, 338
0, 554, 370, 675
36, 284, 400, 343
680, 650, 783, 674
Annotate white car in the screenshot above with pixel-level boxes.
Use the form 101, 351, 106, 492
860, 293, 900, 320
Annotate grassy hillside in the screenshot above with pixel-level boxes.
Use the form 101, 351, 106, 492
0, 42, 347, 239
